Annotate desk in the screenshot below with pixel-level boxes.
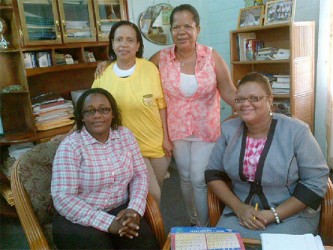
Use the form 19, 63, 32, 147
162, 233, 333, 250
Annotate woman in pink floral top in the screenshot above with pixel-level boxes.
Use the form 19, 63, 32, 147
150, 4, 236, 226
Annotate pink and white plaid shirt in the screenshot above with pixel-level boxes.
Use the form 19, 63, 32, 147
51, 126, 148, 232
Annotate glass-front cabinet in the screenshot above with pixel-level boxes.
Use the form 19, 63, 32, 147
17, 0, 127, 45
58, 0, 96, 43
93, 0, 127, 41
17, 0, 62, 45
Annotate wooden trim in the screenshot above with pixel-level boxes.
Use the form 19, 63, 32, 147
11, 156, 51, 250
144, 193, 166, 248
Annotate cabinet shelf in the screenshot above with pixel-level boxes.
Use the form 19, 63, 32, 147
0, 125, 73, 145
0, 48, 21, 53
231, 60, 290, 65
0, 6, 13, 10
26, 61, 100, 77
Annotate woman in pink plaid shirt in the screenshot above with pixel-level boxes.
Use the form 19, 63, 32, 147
51, 88, 158, 249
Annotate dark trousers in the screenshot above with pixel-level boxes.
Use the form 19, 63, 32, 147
52, 203, 159, 249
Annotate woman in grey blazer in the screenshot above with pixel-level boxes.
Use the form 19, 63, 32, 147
205, 72, 329, 239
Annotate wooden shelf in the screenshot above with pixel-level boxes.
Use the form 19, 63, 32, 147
231, 60, 290, 64
0, 125, 73, 145
26, 62, 100, 76
0, 6, 13, 10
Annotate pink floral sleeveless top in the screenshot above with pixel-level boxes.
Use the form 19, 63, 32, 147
159, 44, 220, 142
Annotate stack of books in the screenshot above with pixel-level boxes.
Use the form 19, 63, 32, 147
55, 53, 75, 65
171, 227, 245, 250
272, 74, 290, 94
31, 93, 75, 131
84, 51, 96, 62
256, 47, 279, 60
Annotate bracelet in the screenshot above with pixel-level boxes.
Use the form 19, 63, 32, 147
270, 207, 281, 224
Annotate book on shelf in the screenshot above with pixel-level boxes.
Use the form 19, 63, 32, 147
24, 52, 52, 68
273, 74, 290, 83
237, 32, 256, 61
268, 49, 290, 60
171, 227, 245, 250
272, 82, 290, 89
245, 39, 264, 61
84, 51, 96, 62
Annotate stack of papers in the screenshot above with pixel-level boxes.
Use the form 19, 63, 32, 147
261, 233, 325, 250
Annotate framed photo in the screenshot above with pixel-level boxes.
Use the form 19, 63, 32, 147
237, 6, 264, 29
264, 0, 295, 26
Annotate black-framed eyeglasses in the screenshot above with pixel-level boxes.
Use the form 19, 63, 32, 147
234, 96, 268, 104
82, 107, 112, 116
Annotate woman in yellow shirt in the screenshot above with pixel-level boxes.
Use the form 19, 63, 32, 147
92, 21, 172, 205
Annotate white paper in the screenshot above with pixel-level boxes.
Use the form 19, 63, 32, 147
261, 233, 324, 250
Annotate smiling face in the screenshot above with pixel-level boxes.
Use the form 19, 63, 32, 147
235, 81, 273, 125
82, 93, 113, 143
171, 10, 200, 50
112, 25, 140, 63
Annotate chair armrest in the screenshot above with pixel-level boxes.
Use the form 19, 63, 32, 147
144, 193, 166, 248
208, 187, 225, 227
319, 178, 333, 246
11, 157, 51, 250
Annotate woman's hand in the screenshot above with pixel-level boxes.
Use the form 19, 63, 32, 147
163, 137, 173, 157
94, 61, 111, 79
109, 208, 141, 239
236, 203, 267, 230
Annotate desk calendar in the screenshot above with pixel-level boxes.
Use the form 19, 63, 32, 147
171, 227, 245, 250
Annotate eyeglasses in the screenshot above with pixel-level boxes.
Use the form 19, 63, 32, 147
82, 107, 112, 116
234, 96, 268, 104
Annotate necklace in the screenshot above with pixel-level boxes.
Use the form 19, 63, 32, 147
177, 50, 196, 67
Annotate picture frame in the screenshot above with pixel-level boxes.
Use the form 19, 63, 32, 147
264, 0, 295, 26
237, 6, 264, 29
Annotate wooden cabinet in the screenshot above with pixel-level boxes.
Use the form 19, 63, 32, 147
230, 22, 315, 131
94, 0, 127, 41
0, 0, 128, 145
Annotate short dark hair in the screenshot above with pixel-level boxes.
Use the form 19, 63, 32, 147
75, 88, 122, 131
108, 20, 144, 61
238, 72, 273, 96
170, 4, 200, 27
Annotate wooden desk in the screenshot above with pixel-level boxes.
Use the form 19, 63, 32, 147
162, 233, 333, 250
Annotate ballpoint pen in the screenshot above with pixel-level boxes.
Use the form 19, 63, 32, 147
253, 203, 258, 220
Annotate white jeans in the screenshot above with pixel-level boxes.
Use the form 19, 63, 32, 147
173, 139, 215, 226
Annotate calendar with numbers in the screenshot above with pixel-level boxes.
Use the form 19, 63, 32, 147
171, 227, 245, 250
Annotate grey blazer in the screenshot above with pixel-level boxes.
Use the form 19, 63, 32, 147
205, 113, 329, 219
